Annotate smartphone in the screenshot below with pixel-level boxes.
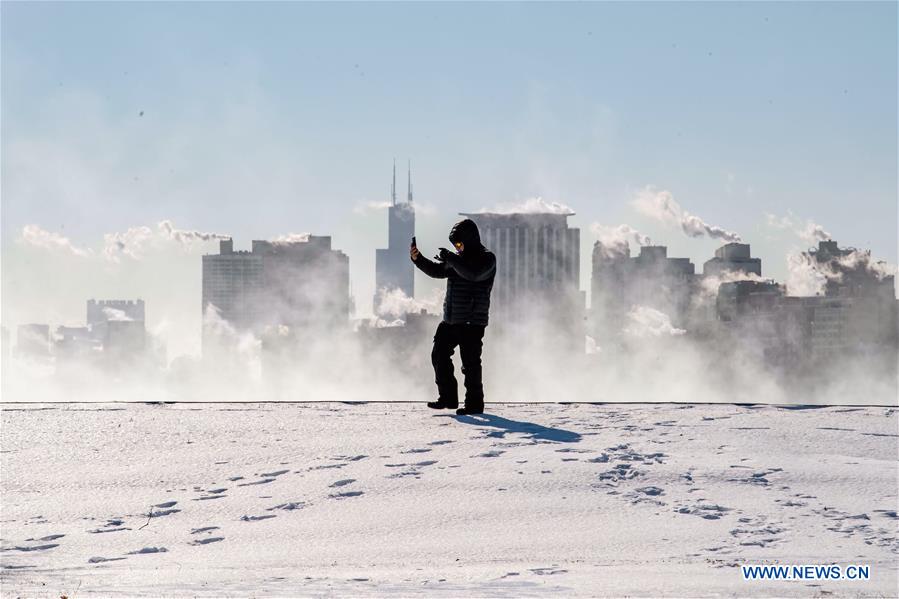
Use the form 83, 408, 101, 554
411, 236, 416, 247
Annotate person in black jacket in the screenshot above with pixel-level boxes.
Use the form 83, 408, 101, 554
410, 218, 496, 415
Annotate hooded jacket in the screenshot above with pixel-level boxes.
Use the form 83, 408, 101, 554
413, 219, 496, 326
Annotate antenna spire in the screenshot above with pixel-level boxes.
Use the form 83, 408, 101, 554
407, 160, 413, 204
391, 159, 397, 206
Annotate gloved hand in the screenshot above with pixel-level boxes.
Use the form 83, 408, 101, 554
437, 247, 453, 262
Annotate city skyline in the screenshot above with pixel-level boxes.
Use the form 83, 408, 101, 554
3, 1, 896, 357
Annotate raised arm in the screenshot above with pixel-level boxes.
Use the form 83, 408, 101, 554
412, 253, 449, 279
443, 251, 496, 282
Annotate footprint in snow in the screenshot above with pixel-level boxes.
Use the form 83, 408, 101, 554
530, 567, 568, 575
401, 448, 432, 454
476, 450, 504, 458
260, 469, 289, 477
25, 534, 64, 542
330, 491, 364, 499
88, 556, 126, 563
89, 519, 129, 534
329, 479, 356, 487
387, 471, 421, 479
190, 536, 224, 546
190, 526, 220, 534
587, 454, 610, 463
267, 502, 306, 511
675, 504, 732, 520
2, 544, 59, 552
127, 547, 168, 555
427, 440, 454, 446
153, 501, 177, 508
240, 514, 277, 522
89, 526, 130, 534
237, 478, 275, 487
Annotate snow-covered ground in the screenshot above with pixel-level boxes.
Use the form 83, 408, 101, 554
2, 402, 897, 597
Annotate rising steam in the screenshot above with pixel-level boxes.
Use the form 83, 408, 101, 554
477, 197, 574, 215
765, 213, 832, 246
102, 307, 134, 322
19, 225, 93, 258
103, 225, 156, 262
375, 288, 444, 320
353, 200, 393, 214
158, 220, 230, 245
786, 246, 897, 297
633, 187, 742, 243
697, 269, 772, 304
22, 221, 231, 263
623, 305, 687, 338
270, 232, 311, 244
590, 222, 652, 258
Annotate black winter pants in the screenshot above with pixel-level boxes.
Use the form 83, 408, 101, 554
431, 321, 486, 408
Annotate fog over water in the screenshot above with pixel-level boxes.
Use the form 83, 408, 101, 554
2, 2, 895, 406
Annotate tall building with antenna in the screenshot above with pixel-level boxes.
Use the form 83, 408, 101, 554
374, 161, 416, 315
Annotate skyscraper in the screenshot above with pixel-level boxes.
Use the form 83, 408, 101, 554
202, 236, 350, 353
461, 211, 583, 348
87, 299, 146, 343
374, 161, 415, 314
591, 243, 697, 340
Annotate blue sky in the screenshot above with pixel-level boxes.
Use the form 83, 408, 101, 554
2, 2, 896, 351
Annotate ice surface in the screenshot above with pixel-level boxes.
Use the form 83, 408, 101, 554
1, 402, 897, 597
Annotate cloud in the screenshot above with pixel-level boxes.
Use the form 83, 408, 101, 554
19, 224, 93, 258
590, 222, 651, 258
633, 187, 741, 243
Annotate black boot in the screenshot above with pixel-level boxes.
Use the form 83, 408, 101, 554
455, 406, 484, 415
427, 399, 458, 410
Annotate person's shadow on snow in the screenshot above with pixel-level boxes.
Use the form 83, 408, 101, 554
437, 413, 581, 443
